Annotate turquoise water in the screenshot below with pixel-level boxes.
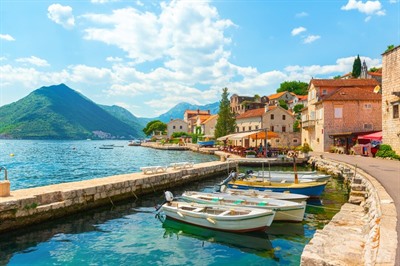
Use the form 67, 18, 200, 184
0, 140, 349, 265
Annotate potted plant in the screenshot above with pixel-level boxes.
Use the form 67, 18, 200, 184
245, 150, 257, 158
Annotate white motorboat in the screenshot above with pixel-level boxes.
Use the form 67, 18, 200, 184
182, 191, 306, 222
160, 192, 275, 233
250, 170, 331, 183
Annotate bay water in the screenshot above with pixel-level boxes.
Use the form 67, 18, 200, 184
0, 140, 349, 265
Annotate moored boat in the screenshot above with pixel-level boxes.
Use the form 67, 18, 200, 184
250, 171, 331, 183
227, 180, 327, 198
160, 192, 275, 232
197, 140, 215, 147
182, 191, 306, 222
225, 188, 309, 203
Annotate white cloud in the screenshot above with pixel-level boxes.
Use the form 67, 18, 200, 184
295, 12, 308, 18
303, 35, 321, 44
341, 0, 386, 16
0, 57, 7, 61
47, 4, 75, 29
0, 34, 15, 41
389, 0, 397, 3
16, 56, 50, 67
106, 56, 123, 62
291, 27, 307, 36
91, 0, 119, 3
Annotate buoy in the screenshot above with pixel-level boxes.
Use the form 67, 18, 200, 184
10, 154, 14, 157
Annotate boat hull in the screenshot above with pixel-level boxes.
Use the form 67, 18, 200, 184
228, 181, 327, 198
161, 202, 274, 233
252, 171, 331, 183
226, 189, 309, 203
197, 140, 215, 147
182, 192, 306, 222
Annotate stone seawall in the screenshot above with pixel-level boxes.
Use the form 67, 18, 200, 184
0, 161, 236, 233
301, 157, 397, 266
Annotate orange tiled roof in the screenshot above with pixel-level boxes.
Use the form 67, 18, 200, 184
184, 110, 210, 115
268, 91, 287, 100
311, 79, 379, 87
297, 95, 308, 101
323, 87, 381, 101
368, 72, 382, 77
202, 114, 218, 124
236, 108, 265, 119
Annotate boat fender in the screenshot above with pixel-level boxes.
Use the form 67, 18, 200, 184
177, 211, 184, 218
165, 191, 174, 202
206, 217, 216, 224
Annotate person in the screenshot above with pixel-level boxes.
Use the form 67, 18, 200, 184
258, 143, 263, 156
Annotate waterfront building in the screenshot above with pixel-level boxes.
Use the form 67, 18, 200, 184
268, 91, 297, 107
301, 79, 381, 153
230, 94, 268, 116
200, 114, 218, 137
262, 106, 301, 149
382, 45, 400, 154
167, 119, 188, 138
183, 109, 211, 133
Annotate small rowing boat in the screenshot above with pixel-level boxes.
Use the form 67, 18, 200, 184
182, 191, 306, 222
160, 192, 275, 232
225, 188, 309, 203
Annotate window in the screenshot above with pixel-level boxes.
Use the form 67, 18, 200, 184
248, 126, 252, 131
242, 127, 245, 132
322, 89, 327, 95
282, 126, 286, 132
334, 106, 343, 118
394, 104, 399, 119
271, 114, 274, 120
364, 103, 372, 109
255, 125, 259, 130
236, 127, 239, 132
282, 115, 286, 120
293, 139, 298, 143
364, 124, 373, 130
275, 139, 280, 143
271, 126, 274, 132
173, 125, 176, 129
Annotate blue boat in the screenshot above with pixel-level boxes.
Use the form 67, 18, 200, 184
197, 140, 215, 147
227, 180, 327, 198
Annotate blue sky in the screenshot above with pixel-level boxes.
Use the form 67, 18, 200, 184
0, 0, 399, 118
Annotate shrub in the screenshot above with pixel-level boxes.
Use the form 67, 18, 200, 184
295, 143, 313, 153
376, 144, 400, 160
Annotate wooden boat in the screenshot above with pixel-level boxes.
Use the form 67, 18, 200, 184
160, 192, 275, 232
251, 171, 331, 183
227, 180, 328, 198
225, 188, 309, 203
128, 140, 141, 146
182, 191, 306, 222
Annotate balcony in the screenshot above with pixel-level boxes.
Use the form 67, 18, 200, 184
302, 120, 316, 129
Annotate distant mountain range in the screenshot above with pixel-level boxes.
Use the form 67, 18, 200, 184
0, 84, 219, 139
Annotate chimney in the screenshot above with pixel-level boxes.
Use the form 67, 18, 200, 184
208, 110, 210, 114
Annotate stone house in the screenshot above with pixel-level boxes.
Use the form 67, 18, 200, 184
268, 91, 296, 106
200, 114, 218, 137
382, 45, 400, 154
262, 106, 301, 149
234, 108, 265, 147
192, 114, 212, 134
302, 79, 381, 153
230, 94, 268, 116
167, 119, 188, 138
183, 109, 210, 133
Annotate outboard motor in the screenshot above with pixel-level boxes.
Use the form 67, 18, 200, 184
246, 169, 254, 175
216, 171, 237, 192
165, 191, 174, 202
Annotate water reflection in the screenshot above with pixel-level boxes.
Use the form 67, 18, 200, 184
160, 217, 276, 259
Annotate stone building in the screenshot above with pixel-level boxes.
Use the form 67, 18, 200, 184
200, 114, 218, 137
382, 45, 400, 154
183, 109, 210, 133
262, 106, 300, 149
268, 91, 296, 106
230, 94, 268, 115
302, 79, 381, 153
167, 119, 188, 138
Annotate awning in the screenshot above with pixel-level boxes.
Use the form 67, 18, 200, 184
229, 131, 257, 140
358, 131, 382, 141
249, 131, 279, 139
216, 133, 237, 141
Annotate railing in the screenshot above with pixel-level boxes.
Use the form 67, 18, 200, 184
301, 120, 316, 128
0, 166, 7, 180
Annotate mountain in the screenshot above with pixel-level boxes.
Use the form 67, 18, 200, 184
154, 102, 219, 123
0, 84, 143, 139
99, 105, 149, 138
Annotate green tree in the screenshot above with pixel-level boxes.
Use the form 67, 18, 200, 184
276, 81, 308, 95
278, 99, 288, 110
215, 87, 236, 138
385, 45, 395, 53
293, 120, 300, 132
369, 67, 379, 72
293, 104, 304, 114
143, 120, 167, 136
333, 75, 342, 79
352, 55, 361, 78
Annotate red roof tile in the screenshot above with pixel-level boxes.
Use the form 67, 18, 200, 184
323, 87, 381, 101
236, 108, 265, 119
310, 79, 379, 87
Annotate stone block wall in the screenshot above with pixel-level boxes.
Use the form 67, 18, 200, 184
382, 46, 400, 154
301, 157, 397, 265
0, 161, 234, 233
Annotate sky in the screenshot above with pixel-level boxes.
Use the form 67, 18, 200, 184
0, 0, 399, 118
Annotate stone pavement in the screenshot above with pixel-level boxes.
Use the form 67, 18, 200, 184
311, 152, 400, 265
